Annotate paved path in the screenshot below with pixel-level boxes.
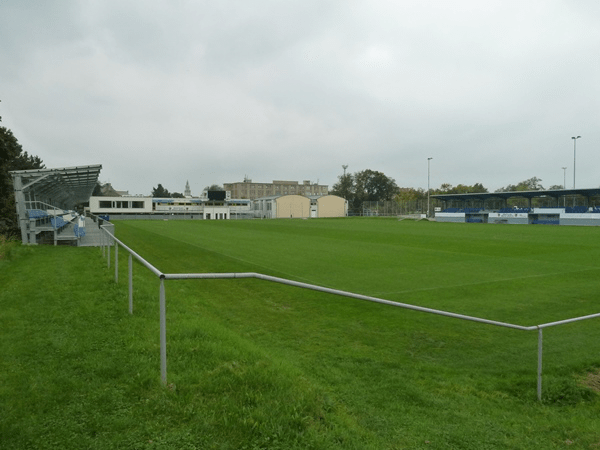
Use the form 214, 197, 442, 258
78, 217, 106, 247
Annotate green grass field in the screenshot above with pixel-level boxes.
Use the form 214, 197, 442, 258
2, 218, 600, 449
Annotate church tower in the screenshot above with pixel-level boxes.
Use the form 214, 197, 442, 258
184, 180, 192, 197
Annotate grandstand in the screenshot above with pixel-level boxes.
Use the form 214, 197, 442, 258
433, 188, 600, 226
10, 165, 102, 245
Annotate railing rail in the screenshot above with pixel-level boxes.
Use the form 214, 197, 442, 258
100, 225, 600, 401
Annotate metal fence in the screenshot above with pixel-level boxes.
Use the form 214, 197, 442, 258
99, 225, 600, 401
361, 200, 441, 217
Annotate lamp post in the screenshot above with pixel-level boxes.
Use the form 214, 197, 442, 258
572, 136, 581, 189
572, 136, 581, 207
562, 167, 567, 207
427, 157, 433, 218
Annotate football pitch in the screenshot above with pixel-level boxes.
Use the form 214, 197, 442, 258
112, 218, 600, 447
116, 217, 600, 325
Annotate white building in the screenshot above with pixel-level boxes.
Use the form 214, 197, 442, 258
88, 194, 251, 220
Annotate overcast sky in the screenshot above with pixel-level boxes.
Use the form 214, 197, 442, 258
1, 0, 598, 196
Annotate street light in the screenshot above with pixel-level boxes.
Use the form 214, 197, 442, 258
572, 136, 581, 189
562, 166, 567, 207
427, 157, 433, 218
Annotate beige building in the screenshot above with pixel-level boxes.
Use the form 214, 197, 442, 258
316, 195, 347, 218
224, 178, 328, 200
253, 194, 347, 219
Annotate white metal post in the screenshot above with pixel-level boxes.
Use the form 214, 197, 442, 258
128, 253, 133, 314
107, 236, 111, 269
115, 243, 119, 283
537, 328, 543, 401
160, 278, 167, 385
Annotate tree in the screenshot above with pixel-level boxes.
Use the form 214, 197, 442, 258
354, 169, 398, 203
331, 169, 398, 212
330, 173, 354, 201
151, 184, 171, 198
92, 182, 120, 197
171, 192, 185, 198
0, 117, 45, 235
204, 184, 224, 191
393, 187, 426, 214
435, 183, 487, 194
496, 177, 544, 192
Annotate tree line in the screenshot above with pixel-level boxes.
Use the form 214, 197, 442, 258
0, 107, 45, 236
147, 183, 223, 198
330, 170, 562, 214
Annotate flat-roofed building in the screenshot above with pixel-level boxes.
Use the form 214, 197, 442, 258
224, 178, 328, 200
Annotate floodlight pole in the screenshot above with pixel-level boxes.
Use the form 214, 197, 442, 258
572, 136, 581, 207
427, 158, 433, 218
572, 136, 580, 189
562, 167, 567, 207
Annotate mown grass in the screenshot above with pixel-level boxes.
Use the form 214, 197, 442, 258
2, 218, 600, 449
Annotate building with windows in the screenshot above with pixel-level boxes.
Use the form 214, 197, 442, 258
88, 192, 252, 220
224, 178, 328, 200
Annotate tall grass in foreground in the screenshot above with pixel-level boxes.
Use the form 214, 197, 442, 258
2, 219, 600, 449
0, 233, 19, 261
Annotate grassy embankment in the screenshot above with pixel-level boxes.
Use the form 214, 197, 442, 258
2, 218, 600, 448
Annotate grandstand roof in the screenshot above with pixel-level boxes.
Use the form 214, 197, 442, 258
11, 164, 102, 208
431, 187, 600, 203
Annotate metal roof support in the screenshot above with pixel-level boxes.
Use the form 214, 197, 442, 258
12, 174, 30, 243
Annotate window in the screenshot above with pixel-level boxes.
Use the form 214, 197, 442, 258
99, 201, 112, 208
132, 201, 144, 209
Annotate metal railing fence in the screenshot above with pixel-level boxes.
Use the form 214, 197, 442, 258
99, 225, 600, 401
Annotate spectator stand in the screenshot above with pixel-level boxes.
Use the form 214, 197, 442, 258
10, 165, 102, 245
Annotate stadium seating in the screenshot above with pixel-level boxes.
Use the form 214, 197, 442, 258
73, 223, 86, 238
441, 208, 484, 213
27, 209, 49, 219
498, 207, 531, 213
565, 206, 589, 214
531, 219, 559, 225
